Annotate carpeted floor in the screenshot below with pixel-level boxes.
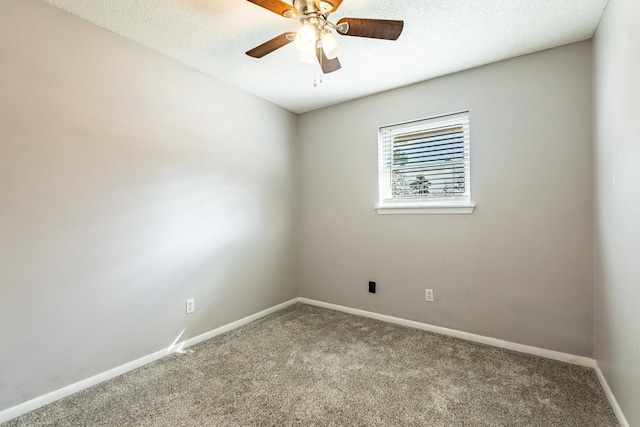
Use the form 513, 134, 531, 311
5, 303, 618, 426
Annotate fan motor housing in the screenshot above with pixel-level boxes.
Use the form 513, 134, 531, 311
294, 0, 321, 16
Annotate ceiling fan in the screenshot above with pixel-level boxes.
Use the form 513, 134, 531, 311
245, 0, 404, 74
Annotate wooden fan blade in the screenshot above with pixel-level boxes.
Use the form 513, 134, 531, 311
246, 32, 295, 58
336, 18, 404, 40
328, 0, 343, 12
316, 47, 341, 73
246, 0, 297, 17
314, 0, 343, 14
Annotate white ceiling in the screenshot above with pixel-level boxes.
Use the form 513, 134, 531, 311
41, 0, 608, 113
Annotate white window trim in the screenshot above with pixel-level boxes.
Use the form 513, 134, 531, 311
375, 203, 475, 215
376, 111, 474, 215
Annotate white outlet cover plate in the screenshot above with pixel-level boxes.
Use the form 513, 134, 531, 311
186, 299, 195, 314
425, 289, 434, 302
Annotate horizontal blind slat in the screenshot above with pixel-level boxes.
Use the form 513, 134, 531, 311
395, 145, 464, 158
393, 134, 464, 150
394, 151, 464, 166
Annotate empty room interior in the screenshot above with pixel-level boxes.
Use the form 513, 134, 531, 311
1, 0, 638, 425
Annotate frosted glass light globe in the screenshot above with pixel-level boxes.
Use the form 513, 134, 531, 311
321, 31, 342, 59
295, 23, 318, 52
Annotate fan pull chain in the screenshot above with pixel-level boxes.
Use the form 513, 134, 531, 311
314, 42, 323, 87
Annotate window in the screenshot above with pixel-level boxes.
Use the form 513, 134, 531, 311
376, 111, 474, 214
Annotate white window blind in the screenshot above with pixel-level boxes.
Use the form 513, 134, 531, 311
378, 112, 471, 211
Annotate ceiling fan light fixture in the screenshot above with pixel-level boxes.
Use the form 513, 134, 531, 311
321, 31, 342, 60
245, 0, 404, 75
298, 49, 317, 64
295, 23, 318, 52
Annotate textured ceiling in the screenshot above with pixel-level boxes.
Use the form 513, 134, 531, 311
41, 0, 608, 113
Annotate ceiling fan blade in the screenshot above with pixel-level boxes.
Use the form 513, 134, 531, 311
315, 0, 343, 14
246, 0, 297, 17
316, 47, 341, 73
336, 18, 404, 40
246, 32, 295, 58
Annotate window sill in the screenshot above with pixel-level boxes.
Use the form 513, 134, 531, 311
375, 203, 475, 215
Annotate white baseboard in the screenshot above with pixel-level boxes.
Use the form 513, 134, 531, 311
0, 298, 298, 424
3, 297, 627, 426
594, 365, 630, 427
300, 297, 629, 424
297, 297, 596, 368
181, 298, 297, 349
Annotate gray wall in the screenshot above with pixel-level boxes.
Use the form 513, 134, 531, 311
3, 0, 625, 416
593, 0, 640, 424
298, 42, 594, 357
0, 0, 297, 411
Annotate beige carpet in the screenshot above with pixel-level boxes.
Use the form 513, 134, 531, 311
5, 303, 618, 426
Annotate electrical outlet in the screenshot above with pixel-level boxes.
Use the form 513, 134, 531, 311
425, 289, 434, 302
186, 298, 195, 314
369, 281, 376, 293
